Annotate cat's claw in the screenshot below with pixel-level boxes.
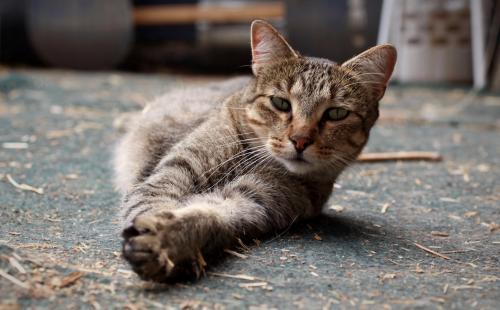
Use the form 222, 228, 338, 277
122, 211, 200, 282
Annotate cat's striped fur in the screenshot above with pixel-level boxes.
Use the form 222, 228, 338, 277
115, 20, 396, 281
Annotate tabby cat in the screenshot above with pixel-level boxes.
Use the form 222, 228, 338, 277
114, 20, 396, 281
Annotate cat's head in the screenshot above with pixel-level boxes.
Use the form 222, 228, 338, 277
243, 20, 396, 175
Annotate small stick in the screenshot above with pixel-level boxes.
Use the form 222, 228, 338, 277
8, 257, 26, 274
0, 268, 30, 289
6, 174, 44, 194
208, 272, 261, 281
440, 249, 476, 254
414, 242, 451, 260
60, 271, 83, 288
236, 238, 251, 252
431, 231, 450, 237
238, 282, 268, 288
224, 249, 248, 259
2, 142, 29, 149
357, 152, 442, 163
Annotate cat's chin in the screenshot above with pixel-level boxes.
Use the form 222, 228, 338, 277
277, 158, 316, 175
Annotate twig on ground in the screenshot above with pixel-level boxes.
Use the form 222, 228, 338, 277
6, 174, 44, 194
15, 243, 58, 250
2, 142, 28, 149
8, 257, 26, 274
236, 238, 250, 252
452, 285, 483, 290
357, 152, 442, 163
443, 284, 449, 294
238, 282, 268, 288
60, 271, 83, 288
414, 242, 451, 260
223, 249, 248, 259
431, 231, 450, 237
207, 272, 262, 281
440, 249, 476, 254
0, 268, 30, 289
381, 203, 390, 214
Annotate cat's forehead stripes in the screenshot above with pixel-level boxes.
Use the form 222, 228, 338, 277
284, 61, 351, 117
257, 56, 377, 121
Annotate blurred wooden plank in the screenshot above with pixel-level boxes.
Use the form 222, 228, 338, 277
134, 3, 284, 25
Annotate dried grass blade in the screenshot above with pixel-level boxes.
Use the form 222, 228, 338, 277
6, 174, 44, 194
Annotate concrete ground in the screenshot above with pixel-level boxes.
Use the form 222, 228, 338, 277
0, 69, 499, 309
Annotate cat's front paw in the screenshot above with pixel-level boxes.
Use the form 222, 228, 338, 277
122, 210, 206, 282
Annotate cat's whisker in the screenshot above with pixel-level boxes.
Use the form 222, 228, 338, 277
207, 154, 259, 192
196, 128, 255, 137
231, 149, 269, 175
338, 67, 355, 86
199, 147, 262, 182
342, 81, 385, 89
324, 158, 345, 172
192, 127, 258, 144
248, 154, 274, 176
231, 148, 269, 174
200, 129, 267, 148
341, 70, 385, 86
202, 146, 267, 180
207, 132, 257, 142
214, 137, 266, 149
331, 152, 353, 165
227, 107, 249, 111
242, 150, 271, 173
234, 156, 271, 184
327, 152, 362, 174
350, 72, 385, 78
204, 147, 268, 191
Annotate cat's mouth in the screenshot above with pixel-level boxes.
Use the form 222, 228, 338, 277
277, 151, 311, 165
289, 154, 309, 163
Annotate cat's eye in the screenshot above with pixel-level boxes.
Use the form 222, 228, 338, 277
325, 108, 350, 121
270, 96, 291, 112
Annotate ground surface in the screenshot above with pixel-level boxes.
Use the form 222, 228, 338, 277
0, 69, 499, 309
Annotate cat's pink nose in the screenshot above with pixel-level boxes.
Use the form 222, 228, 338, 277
289, 135, 313, 153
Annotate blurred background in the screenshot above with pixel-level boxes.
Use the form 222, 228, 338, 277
1, 0, 499, 89
1, 1, 500, 308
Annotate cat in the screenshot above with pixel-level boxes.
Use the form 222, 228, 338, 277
114, 20, 396, 282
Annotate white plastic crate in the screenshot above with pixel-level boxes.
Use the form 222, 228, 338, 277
381, 0, 473, 83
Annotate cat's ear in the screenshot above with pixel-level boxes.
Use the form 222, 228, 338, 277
251, 20, 298, 75
342, 45, 397, 101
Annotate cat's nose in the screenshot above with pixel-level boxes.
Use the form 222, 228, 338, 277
289, 135, 313, 153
